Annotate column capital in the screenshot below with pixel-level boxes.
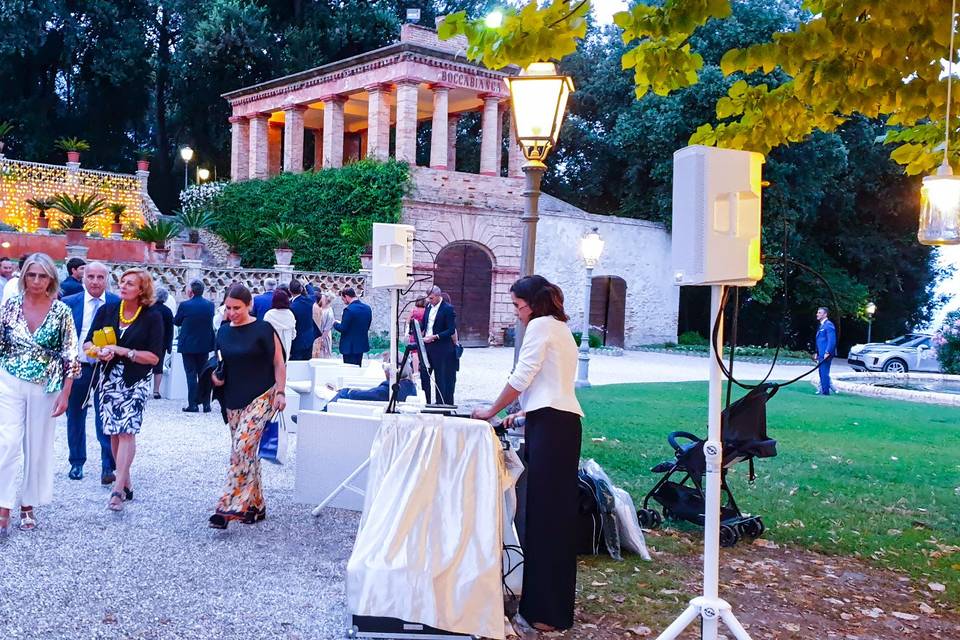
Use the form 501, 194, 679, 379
478, 93, 506, 103
319, 93, 349, 104
228, 115, 248, 124
364, 82, 392, 93
427, 82, 454, 92
282, 104, 309, 114
393, 77, 422, 88
250, 111, 272, 121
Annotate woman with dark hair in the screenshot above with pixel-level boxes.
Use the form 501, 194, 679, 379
209, 284, 286, 529
264, 288, 295, 360
472, 275, 583, 632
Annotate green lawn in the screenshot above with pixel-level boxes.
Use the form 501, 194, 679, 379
577, 382, 960, 603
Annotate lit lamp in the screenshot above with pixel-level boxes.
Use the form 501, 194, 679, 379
180, 146, 194, 190
865, 301, 876, 343
506, 61, 573, 360
576, 228, 604, 388
919, 0, 960, 245
197, 167, 211, 183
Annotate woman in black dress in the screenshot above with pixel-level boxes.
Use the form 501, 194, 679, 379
209, 284, 286, 529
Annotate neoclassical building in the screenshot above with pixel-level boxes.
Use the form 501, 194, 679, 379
223, 24, 678, 347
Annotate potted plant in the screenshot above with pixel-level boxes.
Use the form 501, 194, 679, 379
25, 196, 56, 231
135, 217, 182, 263
136, 146, 154, 171
216, 227, 250, 267
0, 121, 14, 156
339, 218, 374, 269
51, 193, 106, 245
175, 208, 215, 260
54, 137, 91, 163
262, 222, 307, 266
107, 203, 126, 237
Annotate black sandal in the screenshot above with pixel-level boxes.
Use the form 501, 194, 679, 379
208, 514, 228, 529
242, 507, 266, 524
124, 487, 133, 501
107, 492, 124, 512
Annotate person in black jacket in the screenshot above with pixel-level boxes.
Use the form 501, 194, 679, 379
86, 268, 164, 512
288, 279, 315, 361
59, 257, 85, 297
174, 280, 216, 412
420, 285, 457, 405
333, 287, 372, 365
151, 287, 174, 400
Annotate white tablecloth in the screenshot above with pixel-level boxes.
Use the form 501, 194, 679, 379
346, 413, 508, 639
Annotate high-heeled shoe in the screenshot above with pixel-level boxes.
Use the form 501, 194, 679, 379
107, 492, 124, 511
242, 507, 266, 524
123, 487, 133, 501
19, 508, 36, 531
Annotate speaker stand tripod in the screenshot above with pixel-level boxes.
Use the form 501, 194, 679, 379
657, 285, 752, 640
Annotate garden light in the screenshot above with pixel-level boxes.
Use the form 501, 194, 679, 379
504, 62, 574, 163
179, 146, 194, 162
576, 228, 604, 388
197, 167, 210, 182
581, 227, 605, 268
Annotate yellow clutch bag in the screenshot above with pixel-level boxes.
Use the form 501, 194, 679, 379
86, 327, 118, 358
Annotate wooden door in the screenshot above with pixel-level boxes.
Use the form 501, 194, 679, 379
589, 276, 627, 348
433, 243, 492, 347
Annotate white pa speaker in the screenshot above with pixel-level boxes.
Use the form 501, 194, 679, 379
371, 223, 415, 289
671, 145, 764, 287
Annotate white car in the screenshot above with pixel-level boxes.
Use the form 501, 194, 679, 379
847, 333, 941, 373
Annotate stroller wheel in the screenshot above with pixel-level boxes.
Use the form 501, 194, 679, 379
744, 517, 765, 538
719, 524, 740, 548
637, 508, 662, 529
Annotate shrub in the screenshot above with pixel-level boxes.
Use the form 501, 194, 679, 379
937, 311, 960, 375
176, 208, 216, 244
208, 159, 409, 271
572, 330, 604, 348
54, 137, 90, 153
678, 330, 708, 346
135, 217, 182, 249
51, 193, 106, 229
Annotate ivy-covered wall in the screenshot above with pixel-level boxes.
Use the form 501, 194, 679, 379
210, 159, 409, 271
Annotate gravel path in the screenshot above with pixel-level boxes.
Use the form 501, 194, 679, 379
1, 349, 844, 638
2, 400, 358, 640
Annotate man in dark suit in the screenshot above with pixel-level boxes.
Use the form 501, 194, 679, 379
334, 287, 372, 366
151, 287, 175, 400
60, 257, 85, 297
420, 285, 457, 405
175, 280, 216, 412
62, 261, 118, 483
815, 306, 838, 396
288, 279, 316, 361
252, 277, 277, 320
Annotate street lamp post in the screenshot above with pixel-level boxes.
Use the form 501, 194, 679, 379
576, 228, 604, 388
180, 146, 194, 190
197, 167, 211, 183
505, 62, 574, 358
866, 301, 876, 343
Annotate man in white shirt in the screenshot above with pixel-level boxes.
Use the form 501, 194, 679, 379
0, 257, 14, 287
0, 254, 26, 304
419, 286, 458, 405
62, 262, 119, 483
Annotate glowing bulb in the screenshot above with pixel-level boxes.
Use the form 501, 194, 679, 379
918, 174, 960, 245
485, 10, 504, 28
180, 146, 194, 162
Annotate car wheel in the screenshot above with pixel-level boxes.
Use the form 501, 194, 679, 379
882, 358, 908, 373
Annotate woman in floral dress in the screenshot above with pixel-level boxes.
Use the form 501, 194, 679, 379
0, 253, 79, 535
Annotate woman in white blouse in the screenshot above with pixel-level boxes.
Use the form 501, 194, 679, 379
472, 275, 583, 633
263, 289, 296, 360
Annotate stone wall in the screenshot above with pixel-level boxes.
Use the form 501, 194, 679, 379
535, 195, 678, 347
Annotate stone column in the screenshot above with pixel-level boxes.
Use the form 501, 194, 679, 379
282, 105, 307, 174
229, 116, 250, 182
394, 80, 420, 164
429, 84, 450, 170
447, 114, 459, 171
366, 83, 392, 161
268, 123, 282, 176
495, 104, 506, 176
479, 94, 501, 176
248, 113, 270, 180
312, 129, 323, 169
507, 111, 524, 177
321, 94, 347, 169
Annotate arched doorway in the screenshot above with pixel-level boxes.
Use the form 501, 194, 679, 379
433, 242, 493, 347
590, 276, 627, 348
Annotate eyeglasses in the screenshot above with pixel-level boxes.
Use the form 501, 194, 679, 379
512, 301, 529, 311
24, 272, 51, 280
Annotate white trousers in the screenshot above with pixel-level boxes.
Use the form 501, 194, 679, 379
0, 369, 58, 509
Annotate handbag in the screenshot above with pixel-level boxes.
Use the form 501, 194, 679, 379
258, 410, 287, 465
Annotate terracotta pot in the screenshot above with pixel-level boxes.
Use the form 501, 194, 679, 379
66, 151, 81, 163
65, 228, 86, 246
274, 247, 293, 266
153, 246, 170, 263
227, 252, 242, 268
110, 222, 123, 235
137, 160, 150, 171
37, 216, 49, 230
181, 242, 202, 260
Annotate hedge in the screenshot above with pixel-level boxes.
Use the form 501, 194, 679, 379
210, 159, 410, 271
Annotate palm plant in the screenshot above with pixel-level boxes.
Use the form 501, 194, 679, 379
0, 120, 14, 153
54, 137, 91, 153
262, 222, 308, 250
216, 227, 250, 254
339, 218, 374, 252
137, 146, 155, 161
25, 196, 56, 221
50, 193, 107, 230
107, 203, 126, 223
175, 208, 216, 243
134, 217, 182, 250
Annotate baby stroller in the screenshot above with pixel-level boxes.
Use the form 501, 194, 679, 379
637, 383, 779, 547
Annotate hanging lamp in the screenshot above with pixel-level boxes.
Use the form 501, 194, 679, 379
919, 0, 960, 245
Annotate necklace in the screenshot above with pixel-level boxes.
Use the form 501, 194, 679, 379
119, 300, 142, 325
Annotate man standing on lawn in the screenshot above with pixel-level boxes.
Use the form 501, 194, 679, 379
814, 306, 837, 395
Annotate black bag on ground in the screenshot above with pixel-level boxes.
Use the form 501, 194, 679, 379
575, 470, 622, 560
